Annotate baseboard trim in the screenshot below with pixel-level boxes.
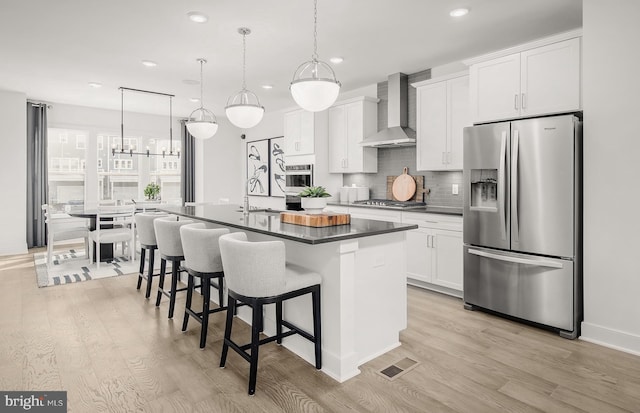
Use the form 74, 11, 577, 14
580, 321, 640, 357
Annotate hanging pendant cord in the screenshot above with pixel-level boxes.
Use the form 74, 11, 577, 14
169, 96, 173, 153
242, 32, 247, 91
312, 0, 319, 61
199, 60, 205, 109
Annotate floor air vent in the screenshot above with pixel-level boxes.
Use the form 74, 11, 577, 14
378, 357, 419, 380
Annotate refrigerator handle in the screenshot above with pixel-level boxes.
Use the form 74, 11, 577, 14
498, 131, 507, 241
468, 248, 564, 269
512, 129, 520, 243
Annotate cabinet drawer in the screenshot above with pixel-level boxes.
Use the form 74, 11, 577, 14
402, 212, 462, 231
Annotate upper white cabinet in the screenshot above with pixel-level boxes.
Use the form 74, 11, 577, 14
413, 72, 470, 171
284, 109, 315, 156
328, 97, 378, 173
468, 34, 581, 124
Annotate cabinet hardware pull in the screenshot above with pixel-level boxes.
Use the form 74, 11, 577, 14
521, 93, 526, 109
514, 94, 519, 110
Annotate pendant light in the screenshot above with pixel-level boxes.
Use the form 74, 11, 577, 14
225, 28, 265, 129
290, 0, 340, 112
186, 58, 218, 139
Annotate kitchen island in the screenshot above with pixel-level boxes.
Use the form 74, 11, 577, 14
158, 204, 417, 382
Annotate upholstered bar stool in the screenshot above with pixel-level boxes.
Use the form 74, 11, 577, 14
153, 217, 193, 318
218, 232, 322, 395
179, 223, 230, 348
134, 212, 168, 298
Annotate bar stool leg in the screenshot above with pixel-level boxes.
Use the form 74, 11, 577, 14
200, 276, 211, 348
217, 277, 224, 308
155, 259, 167, 307
248, 302, 262, 395
182, 273, 194, 332
168, 260, 179, 319
312, 285, 322, 369
276, 301, 283, 345
220, 296, 236, 368
137, 248, 146, 290
145, 249, 155, 299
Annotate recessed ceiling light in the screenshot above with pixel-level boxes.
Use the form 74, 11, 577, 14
261, 85, 274, 90
141, 60, 157, 67
329, 57, 344, 64
189, 97, 200, 103
88, 82, 102, 88
449, 8, 469, 17
187, 11, 208, 23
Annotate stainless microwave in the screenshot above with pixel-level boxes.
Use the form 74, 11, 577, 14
285, 164, 313, 193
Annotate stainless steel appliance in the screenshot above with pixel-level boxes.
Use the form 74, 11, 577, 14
285, 163, 313, 211
352, 199, 426, 209
463, 114, 582, 339
285, 164, 313, 193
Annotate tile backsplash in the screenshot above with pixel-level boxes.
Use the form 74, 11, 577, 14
342, 147, 463, 208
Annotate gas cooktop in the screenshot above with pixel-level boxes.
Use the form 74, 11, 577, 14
352, 199, 426, 209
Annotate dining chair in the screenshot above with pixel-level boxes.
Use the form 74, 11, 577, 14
89, 204, 136, 268
41, 204, 90, 266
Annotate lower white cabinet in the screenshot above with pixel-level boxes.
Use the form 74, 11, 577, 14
403, 212, 463, 296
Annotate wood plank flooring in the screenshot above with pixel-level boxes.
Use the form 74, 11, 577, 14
2, 247, 640, 412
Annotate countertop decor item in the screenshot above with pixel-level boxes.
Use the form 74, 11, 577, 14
144, 183, 160, 200
391, 167, 417, 201
289, 0, 341, 112
299, 185, 331, 214
225, 27, 264, 129
186, 58, 218, 139
280, 211, 350, 227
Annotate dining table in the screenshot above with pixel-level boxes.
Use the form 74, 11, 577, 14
66, 207, 114, 262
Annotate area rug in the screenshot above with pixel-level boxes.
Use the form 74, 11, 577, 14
34, 248, 143, 287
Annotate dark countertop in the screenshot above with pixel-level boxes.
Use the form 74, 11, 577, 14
328, 201, 463, 216
157, 205, 418, 245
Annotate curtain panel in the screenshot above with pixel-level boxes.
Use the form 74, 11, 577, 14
26, 103, 48, 248
180, 120, 195, 204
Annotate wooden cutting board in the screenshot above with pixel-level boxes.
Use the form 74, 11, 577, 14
387, 175, 428, 201
280, 212, 351, 227
391, 167, 417, 201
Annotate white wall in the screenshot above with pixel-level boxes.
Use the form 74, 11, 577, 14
0, 90, 27, 255
200, 117, 244, 205
581, 0, 640, 354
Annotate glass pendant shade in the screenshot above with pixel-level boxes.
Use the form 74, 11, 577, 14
187, 58, 218, 140
225, 89, 264, 129
186, 107, 218, 140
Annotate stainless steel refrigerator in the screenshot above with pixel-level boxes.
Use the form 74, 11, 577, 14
462, 114, 582, 338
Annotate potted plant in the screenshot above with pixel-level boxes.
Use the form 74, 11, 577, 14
298, 186, 331, 214
144, 182, 160, 200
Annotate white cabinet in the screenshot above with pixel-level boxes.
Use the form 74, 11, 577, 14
328, 97, 378, 173
284, 109, 315, 155
324, 205, 349, 214
469, 36, 581, 124
414, 73, 470, 171
402, 212, 463, 295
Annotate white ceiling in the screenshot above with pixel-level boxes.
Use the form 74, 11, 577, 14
0, 0, 582, 119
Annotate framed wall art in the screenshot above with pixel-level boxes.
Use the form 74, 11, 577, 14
246, 139, 269, 196
269, 136, 285, 197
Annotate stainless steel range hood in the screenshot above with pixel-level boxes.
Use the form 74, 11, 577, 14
360, 72, 416, 148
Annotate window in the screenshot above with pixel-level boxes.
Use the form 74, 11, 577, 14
97, 159, 103, 169
76, 135, 86, 149
47, 128, 87, 212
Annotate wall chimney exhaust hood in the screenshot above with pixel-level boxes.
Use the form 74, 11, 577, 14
360, 72, 416, 148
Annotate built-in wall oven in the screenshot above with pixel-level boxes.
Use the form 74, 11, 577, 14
285, 164, 313, 210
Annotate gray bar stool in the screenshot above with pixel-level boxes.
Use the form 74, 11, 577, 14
180, 223, 230, 348
218, 232, 322, 395
153, 217, 193, 318
134, 212, 168, 298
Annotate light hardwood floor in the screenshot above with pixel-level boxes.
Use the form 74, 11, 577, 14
2, 248, 640, 412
